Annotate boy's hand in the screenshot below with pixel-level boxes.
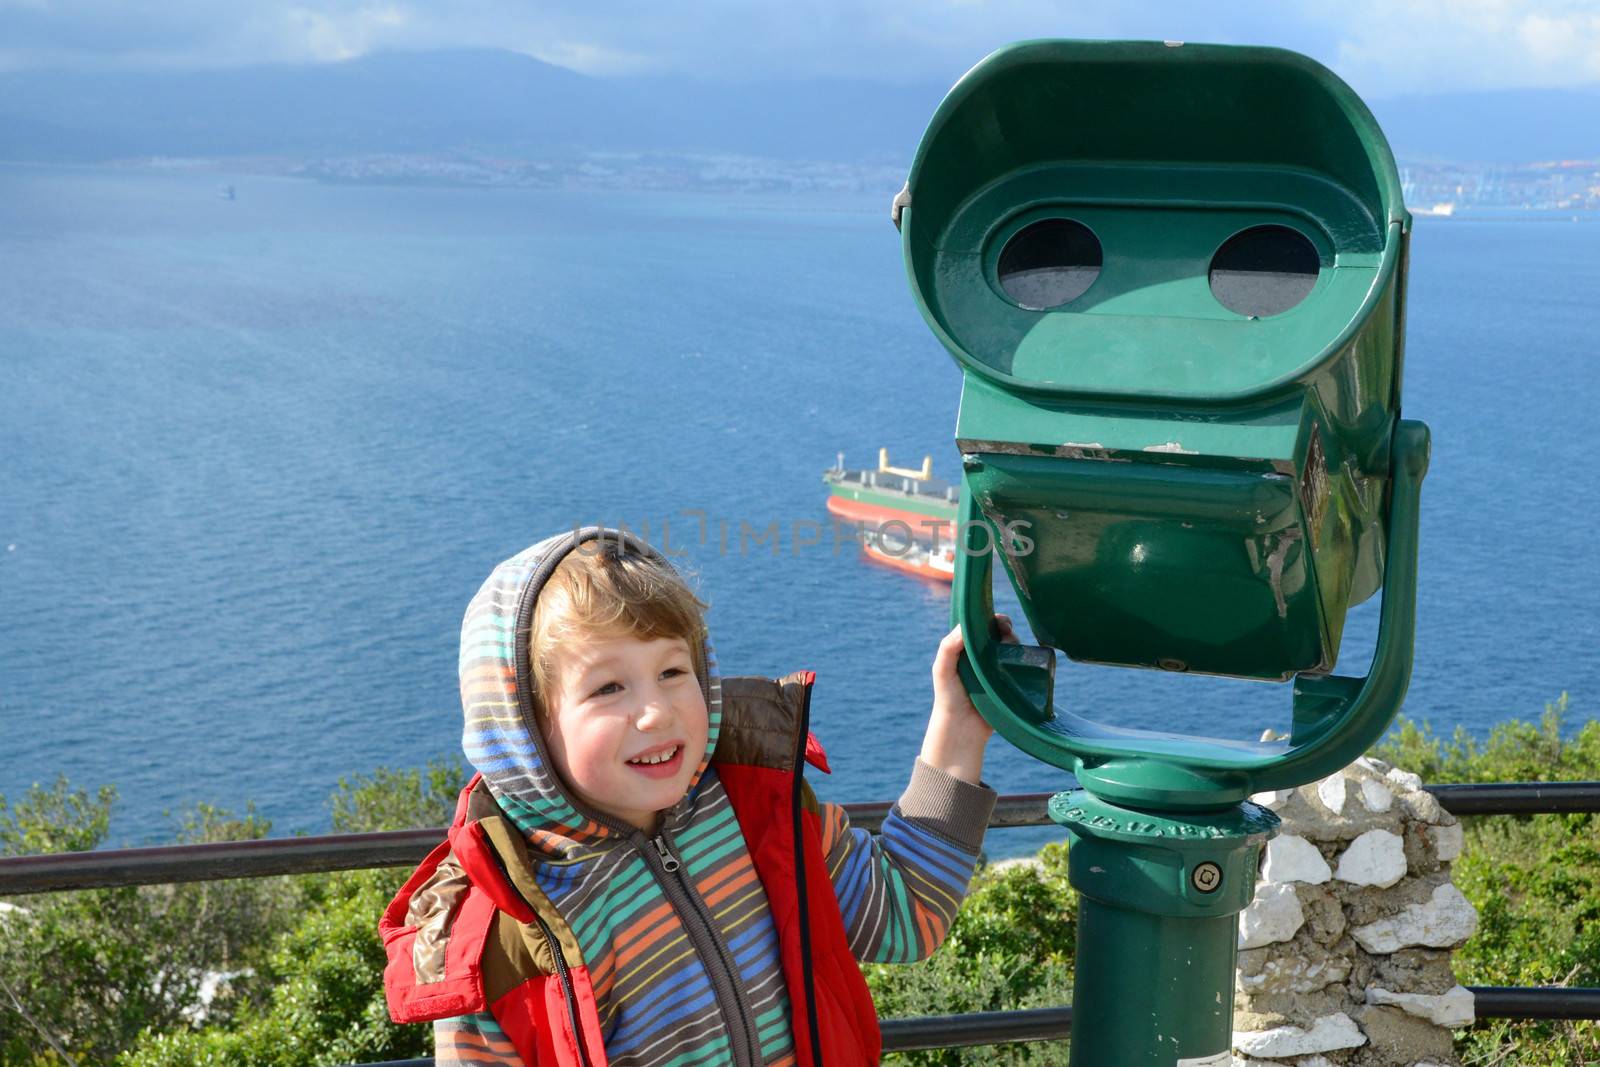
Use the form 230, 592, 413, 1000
919, 615, 1016, 785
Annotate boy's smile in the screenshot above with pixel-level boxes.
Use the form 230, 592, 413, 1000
542, 633, 708, 832
625, 742, 684, 776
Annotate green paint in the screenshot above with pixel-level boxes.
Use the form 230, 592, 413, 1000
1054, 793, 1277, 1063
899, 39, 1431, 1066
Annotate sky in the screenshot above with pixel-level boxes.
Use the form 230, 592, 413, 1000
1, 0, 1599, 99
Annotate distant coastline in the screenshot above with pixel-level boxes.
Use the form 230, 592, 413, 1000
100, 151, 908, 196
1402, 158, 1600, 214
56, 151, 1600, 208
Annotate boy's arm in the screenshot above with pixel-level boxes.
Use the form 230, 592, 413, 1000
818, 620, 1008, 963
818, 760, 996, 963
434, 1013, 526, 1066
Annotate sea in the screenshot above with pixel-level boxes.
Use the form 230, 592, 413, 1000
1, 165, 1597, 857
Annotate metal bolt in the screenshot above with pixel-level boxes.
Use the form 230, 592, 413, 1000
1191, 862, 1222, 893
1158, 658, 1188, 672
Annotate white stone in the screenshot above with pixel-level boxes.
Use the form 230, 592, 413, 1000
1236, 953, 1350, 994
1366, 984, 1476, 1027
1239, 882, 1305, 949
1401, 788, 1447, 825
1250, 789, 1292, 811
1229, 1058, 1282, 1067
1294, 1059, 1336, 1067
1430, 822, 1465, 863
1172, 1053, 1232, 1067
1352, 883, 1479, 952
1315, 774, 1347, 814
1359, 778, 1394, 812
1386, 766, 1424, 792
1232, 1012, 1366, 1057
1261, 835, 1332, 885
1356, 755, 1393, 775
1335, 829, 1408, 887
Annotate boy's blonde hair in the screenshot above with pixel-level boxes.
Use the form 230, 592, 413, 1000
528, 540, 708, 718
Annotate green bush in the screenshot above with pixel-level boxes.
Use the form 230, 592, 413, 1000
0, 780, 298, 1066
120, 871, 423, 1067
1376, 694, 1600, 785
1375, 695, 1600, 1066
117, 760, 464, 1066
0, 761, 464, 1066
328, 758, 465, 835
865, 843, 1075, 1066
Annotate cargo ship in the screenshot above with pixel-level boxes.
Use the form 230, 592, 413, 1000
823, 450, 959, 581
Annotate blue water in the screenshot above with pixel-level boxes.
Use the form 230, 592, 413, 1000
2, 165, 1597, 855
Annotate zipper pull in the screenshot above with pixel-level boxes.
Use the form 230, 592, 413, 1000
653, 835, 681, 873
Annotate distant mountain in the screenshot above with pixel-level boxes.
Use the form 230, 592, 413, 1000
0, 49, 943, 164
0, 49, 1595, 166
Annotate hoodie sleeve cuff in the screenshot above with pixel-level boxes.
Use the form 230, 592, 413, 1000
895, 759, 999, 852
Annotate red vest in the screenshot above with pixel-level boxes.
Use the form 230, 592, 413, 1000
382, 674, 882, 1067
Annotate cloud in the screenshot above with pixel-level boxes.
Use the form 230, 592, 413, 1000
0, 0, 1596, 97
286, 4, 410, 63
1303, 0, 1600, 95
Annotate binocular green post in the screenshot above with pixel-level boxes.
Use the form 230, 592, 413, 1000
899, 40, 1429, 1065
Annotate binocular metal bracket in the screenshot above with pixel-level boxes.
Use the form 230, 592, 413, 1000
954, 420, 1431, 811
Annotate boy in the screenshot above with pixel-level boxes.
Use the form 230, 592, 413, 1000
382, 528, 1005, 1067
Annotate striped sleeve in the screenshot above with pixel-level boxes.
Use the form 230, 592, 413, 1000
434, 1012, 525, 1066
819, 759, 997, 964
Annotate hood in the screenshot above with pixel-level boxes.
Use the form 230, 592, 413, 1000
458, 527, 721, 852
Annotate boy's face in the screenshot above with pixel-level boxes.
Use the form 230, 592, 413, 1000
541, 632, 708, 833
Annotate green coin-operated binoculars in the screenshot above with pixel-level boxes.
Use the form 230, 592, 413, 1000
897, 40, 1430, 1066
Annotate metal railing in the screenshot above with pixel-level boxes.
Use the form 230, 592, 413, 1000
7, 784, 1599, 896
2, 781, 1597, 1062
336, 984, 1600, 1067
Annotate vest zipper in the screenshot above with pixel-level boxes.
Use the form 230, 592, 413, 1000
640, 827, 763, 1067
484, 840, 595, 1067
791, 680, 824, 1067
533, 911, 595, 1067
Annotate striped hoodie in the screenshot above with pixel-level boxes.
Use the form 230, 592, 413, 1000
432, 529, 996, 1067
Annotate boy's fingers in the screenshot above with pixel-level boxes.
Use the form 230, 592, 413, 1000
934, 626, 965, 671
937, 620, 1019, 673
945, 620, 1015, 645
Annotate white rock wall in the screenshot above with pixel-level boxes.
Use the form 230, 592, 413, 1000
1231, 757, 1477, 1067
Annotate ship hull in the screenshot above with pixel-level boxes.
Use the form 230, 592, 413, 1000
863, 540, 956, 581
824, 494, 957, 544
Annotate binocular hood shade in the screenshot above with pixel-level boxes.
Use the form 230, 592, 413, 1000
901, 40, 1407, 402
